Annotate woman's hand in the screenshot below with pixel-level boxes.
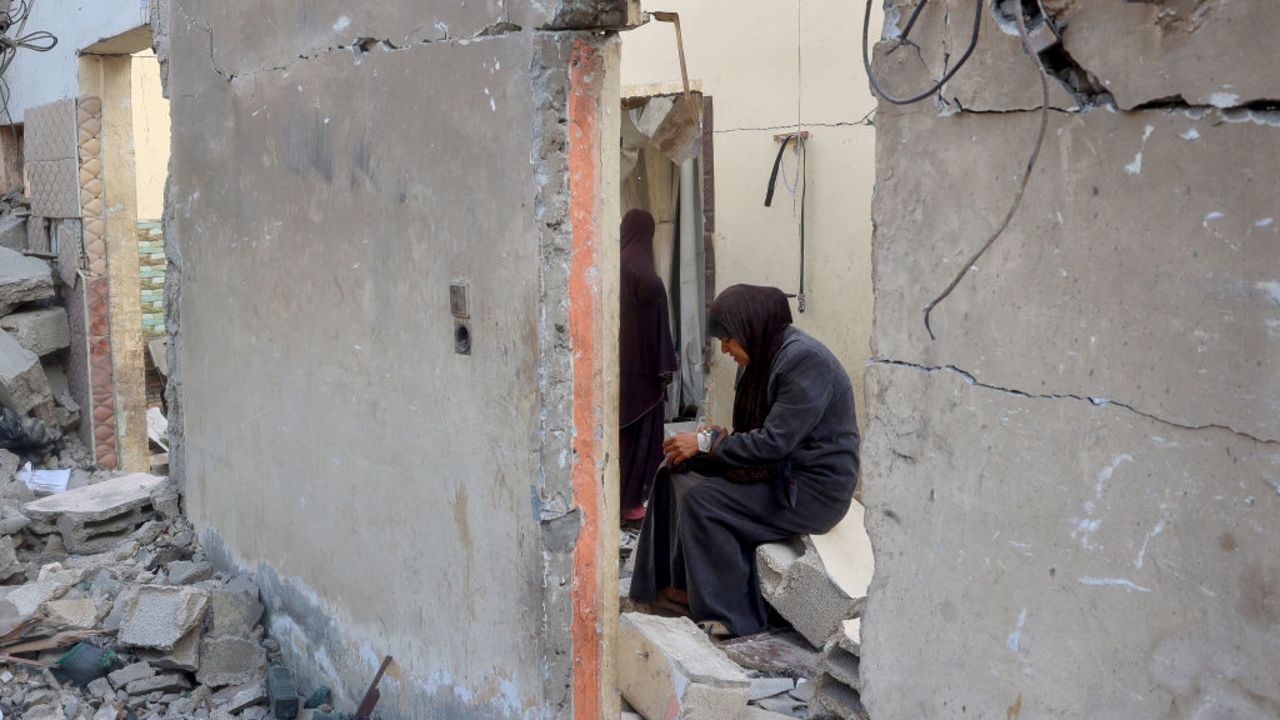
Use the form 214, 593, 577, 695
663, 432, 700, 465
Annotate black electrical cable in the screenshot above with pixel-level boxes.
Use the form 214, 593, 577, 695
862, 0, 984, 105
764, 134, 808, 312
892, 0, 931, 50
921, 1, 1050, 339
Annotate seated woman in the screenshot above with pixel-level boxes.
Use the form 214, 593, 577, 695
628, 284, 860, 638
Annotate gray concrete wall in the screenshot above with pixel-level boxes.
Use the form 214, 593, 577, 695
863, 1, 1280, 718
161, 1, 630, 717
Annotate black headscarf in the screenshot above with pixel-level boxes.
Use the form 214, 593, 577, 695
619, 209, 677, 426
707, 284, 793, 432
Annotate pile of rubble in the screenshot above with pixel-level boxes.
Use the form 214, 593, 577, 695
619, 536, 868, 720
0, 469, 341, 719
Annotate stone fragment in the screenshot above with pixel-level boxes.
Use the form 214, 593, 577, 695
147, 478, 180, 519
0, 501, 31, 534
166, 560, 212, 585
5, 563, 82, 615
243, 708, 268, 720
212, 680, 268, 714
0, 447, 21, 478
93, 702, 122, 720
618, 612, 751, 720
125, 672, 190, 695
107, 661, 155, 689
87, 676, 114, 699
197, 636, 268, 688
0, 331, 53, 417
0, 534, 20, 579
817, 637, 860, 691
746, 708, 797, 720
748, 677, 795, 701
267, 665, 299, 718
117, 585, 209, 651
23, 473, 167, 553
0, 245, 55, 316
0, 307, 70, 356
756, 538, 861, 648
44, 597, 98, 628
810, 673, 867, 720
140, 624, 201, 672
207, 575, 264, 637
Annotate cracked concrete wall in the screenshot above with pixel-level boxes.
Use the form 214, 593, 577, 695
162, 1, 625, 717
863, 1, 1280, 718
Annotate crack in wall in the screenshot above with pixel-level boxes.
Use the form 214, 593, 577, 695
870, 358, 1280, 446
176, 3, 526, 83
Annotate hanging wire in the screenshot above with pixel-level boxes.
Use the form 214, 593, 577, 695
0, 0, 60, 127
921, 0, 1051, 339
862, 0, 984, 105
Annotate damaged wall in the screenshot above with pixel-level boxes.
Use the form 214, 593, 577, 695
863, 1, 1280, 718
162, 1, 632, 717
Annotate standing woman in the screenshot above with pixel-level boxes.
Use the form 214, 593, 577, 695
629, 284, 859, 637
619, 209, 677, 522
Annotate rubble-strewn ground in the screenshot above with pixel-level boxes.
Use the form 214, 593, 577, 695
0, 466, 339, 720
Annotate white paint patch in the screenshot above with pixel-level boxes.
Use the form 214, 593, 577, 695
1181, 128, 1200, 141
332, 15, 351, 32
1079, 577, 1151, 592
435, 20, 450, 36
1006, 608, 1028, 653
1208, 91, 1241, 108
1255, 217, 1274, 227
1134, 519, 1166, 569
1257, 281, 1280, 306
1151, 436, 1180, 448
1124, 125, 1155, 175
1203, 211, 1225, 227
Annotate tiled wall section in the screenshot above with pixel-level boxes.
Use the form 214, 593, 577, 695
137, 220, 165, 337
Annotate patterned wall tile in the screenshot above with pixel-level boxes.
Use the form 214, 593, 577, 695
25, 98, 78, 162
28, 159, 81, 218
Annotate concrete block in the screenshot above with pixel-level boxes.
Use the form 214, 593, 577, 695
267, 665, 299, 718
811, 673, 867, 720
817, 635, 860, 691
208, 575, 264, 637
0, 245, 55, 316
43, 597, 98, 628
116, 585, 210, 652
140, 624, 201, 672
618, 612, 751, 720
756, 538, 860, 648
0, 307, 70, 356
197, 636, 268, 688
0, 331, 53, 417
166, 560, 213, 585
212, 681, 269, 714
23, 473, 167, 553
107, 660, 154, 689
126, 672, 191, 695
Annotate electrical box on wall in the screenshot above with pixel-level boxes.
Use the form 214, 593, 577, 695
450, 282, 471, 355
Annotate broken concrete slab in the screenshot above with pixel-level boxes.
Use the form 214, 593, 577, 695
4, 563, 84, 615
720, 630, 820, 678
0, 534, 19, 579
126, 672, 191, 696
212, 680, 269, 714
0, 246, 55, 316
809, 501, 873, 602
206, 575, 264, 638
107, 660, 155, 689
618, 612, 751, 720
811, 673, 868, 720
23, 473, 167, 553
0, 307, 71, 357
818, 634, 860, 691
141, 624, 201, 672
0, 331, 53, 417
43, 597, 99, 628
166, 559, 212, 585
756, 538, 861, 648
116, 585, 209, 651
196, 636, 268, 688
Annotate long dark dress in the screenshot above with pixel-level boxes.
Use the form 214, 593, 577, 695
619, 209, 677, 520
629, 325, 859, 636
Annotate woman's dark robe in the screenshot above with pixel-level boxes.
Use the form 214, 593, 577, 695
629, 323, 860, 636
619, 209, 677, 520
